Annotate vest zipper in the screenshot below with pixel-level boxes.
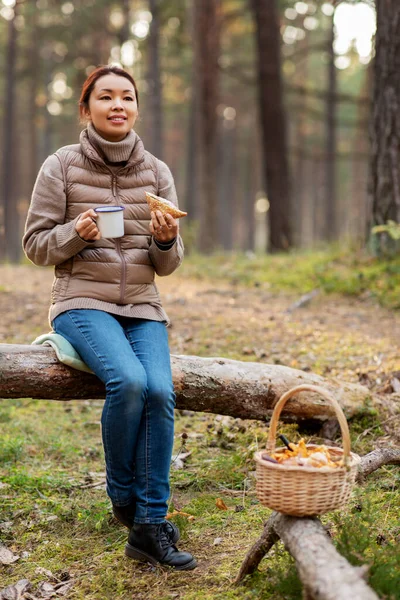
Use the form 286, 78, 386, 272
115, 238, 126, 305
110, 173, 126, 304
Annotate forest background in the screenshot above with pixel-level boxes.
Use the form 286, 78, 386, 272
1, 1, 400, 599
0, 0, 386, 261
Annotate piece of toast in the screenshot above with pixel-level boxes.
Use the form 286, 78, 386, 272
145, 192, 188, 219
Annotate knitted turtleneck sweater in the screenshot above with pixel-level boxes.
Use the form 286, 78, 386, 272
87, 122, 136, 163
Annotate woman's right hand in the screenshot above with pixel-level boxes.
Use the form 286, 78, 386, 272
75, 209, 101, 241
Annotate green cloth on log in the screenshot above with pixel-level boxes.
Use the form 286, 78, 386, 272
32, 333, 94, 374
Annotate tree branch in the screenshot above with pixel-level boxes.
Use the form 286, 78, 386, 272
235, 449, 399, 598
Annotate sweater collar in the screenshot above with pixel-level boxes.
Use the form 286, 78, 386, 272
80, 123, 145, 168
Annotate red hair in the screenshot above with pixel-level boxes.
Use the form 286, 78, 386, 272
79, 65, 139, 120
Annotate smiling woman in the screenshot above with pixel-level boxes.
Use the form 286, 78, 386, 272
79, 72, 139, 142
22, 65, 196, 571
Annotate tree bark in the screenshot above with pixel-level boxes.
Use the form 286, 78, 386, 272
2, 1, 20, 263
251, 0, 292, 251
184, 0, 199, 222
147, 0, 163, 159
0, 344, 371, 422
194, 0, 221, 253
324, 5, 337, 241
235, 449, 400, 597
237, 512, 378, 599
356, 447, 400, 481
370, 0, 400, 251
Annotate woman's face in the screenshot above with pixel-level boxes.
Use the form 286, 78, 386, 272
84, 73, 138, 142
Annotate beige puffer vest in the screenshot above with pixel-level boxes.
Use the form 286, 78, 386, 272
53, 130, 160, 306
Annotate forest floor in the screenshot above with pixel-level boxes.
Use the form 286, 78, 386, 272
1, 255, 400, 600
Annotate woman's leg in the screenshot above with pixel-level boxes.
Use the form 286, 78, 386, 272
53, 309, 147, 506
122, 318, 175, 524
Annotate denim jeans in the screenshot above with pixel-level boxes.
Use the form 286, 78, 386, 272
52, 309, 175, 524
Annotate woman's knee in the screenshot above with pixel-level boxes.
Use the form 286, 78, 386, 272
148, 382, 176, 411
106, 370, 147, 401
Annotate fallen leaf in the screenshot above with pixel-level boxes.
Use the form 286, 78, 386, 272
37, 581, 55, 598
215, 498, 228, 510
213, 537, 223, 546
35, 567, 54, 580
53, 582, 74, 596
166, 510, 195, 522
0, 544, 19, 565
391, 377, 400, 393
0, 579, 31, 600
0, 521, 13, 532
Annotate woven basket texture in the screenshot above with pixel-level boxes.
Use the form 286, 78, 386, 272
254, 384, 360, 516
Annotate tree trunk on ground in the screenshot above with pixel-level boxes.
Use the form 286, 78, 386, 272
235, 449, 400, 598
147, 0, 163, 159
324, 5, 337, 241
2, 2, 20, 263
237, 513, 378, 600
251, 0, 292, 252
0, 344, 371, 422
370, 0, 400, 251
194, 0, 221, 252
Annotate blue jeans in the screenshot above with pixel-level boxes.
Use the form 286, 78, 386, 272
52, 309, 175, 524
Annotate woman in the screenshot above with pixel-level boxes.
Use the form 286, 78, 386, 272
23, 65, 196, 571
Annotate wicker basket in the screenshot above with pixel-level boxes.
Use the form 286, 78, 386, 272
254, 384, 360, 516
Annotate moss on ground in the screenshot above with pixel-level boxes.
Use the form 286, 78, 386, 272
0, 258, 399, 599
180, 248, 400, 309
0, 399, 399, 599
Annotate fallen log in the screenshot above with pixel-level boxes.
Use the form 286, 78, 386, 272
0, 344, 371, 422
235, 448, 400, 599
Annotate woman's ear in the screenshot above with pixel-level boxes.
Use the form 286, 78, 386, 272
79, 103, 91, 122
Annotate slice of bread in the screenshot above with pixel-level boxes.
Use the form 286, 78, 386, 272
145, 192, 188, 219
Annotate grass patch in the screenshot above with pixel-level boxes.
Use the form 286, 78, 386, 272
0, 401, 399, 599
0, 436, 25, 465
181, 248, 400, 309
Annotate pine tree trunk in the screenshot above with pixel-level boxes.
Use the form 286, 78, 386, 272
2, 2, 20, 263
147, 0, 163, 159
194, 0, 221, 253
251, 0, 291, 252
370, 0, 400, 250
185, 0, 199, 221
325, 7, 337, 241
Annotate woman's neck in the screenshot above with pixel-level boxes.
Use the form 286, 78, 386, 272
87, 122, 136, 163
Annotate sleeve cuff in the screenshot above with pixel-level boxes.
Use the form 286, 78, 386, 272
154, 237, 177, 251
56, 217, 92, 255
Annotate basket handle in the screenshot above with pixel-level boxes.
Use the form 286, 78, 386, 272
266, 384, 351, 462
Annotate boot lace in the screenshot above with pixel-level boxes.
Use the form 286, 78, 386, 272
157, 523, 175, 550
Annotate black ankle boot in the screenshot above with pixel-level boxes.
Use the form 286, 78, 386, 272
112, 501, 136, 529
125, 522, 197, 570
113, 503, 180, 544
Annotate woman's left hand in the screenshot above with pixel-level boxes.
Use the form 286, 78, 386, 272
150, 210, 178, 243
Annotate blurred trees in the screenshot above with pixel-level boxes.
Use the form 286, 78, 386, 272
1, 0, 20, 262
370, 0, 400, 254
251, 0, 291, 251
0, 0, 381, 261
194, 0, 221, 253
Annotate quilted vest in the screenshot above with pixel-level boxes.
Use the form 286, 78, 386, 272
52, 130, 160, 306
